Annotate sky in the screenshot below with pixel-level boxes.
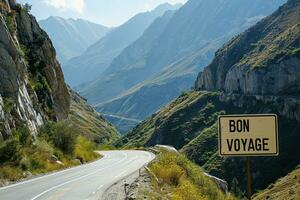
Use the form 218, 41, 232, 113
18, 0, 187, 27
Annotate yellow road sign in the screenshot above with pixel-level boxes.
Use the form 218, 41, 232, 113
218, 114, 279, 156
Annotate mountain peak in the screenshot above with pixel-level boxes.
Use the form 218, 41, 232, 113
153, 2, 182, 13
39, 17, 110, 63
64, 2, 179, 87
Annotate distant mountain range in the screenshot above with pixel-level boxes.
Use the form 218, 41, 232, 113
114, 0, 300, 195
39, 17, 110, 64
63, 3, 182, 87
80, 0, 286, 133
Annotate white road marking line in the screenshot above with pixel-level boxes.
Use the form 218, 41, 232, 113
30, 152, 128, 200
114, 171, 128, 178
0, 153, 109, 191
97, 185, 103, 190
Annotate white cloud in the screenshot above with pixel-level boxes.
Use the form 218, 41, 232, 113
44, 0, 85, 13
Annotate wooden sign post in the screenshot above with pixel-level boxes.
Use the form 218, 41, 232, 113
218, 114, 279, 200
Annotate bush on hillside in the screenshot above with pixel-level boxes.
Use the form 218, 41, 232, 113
0, 121, 99, 182
0, 166, 23, 181
74, 135, 98, 163
13, 126, 32, 146
0, 138, 21, 164
149, 150, 237, 200
3, 97, 14, 114
40, 121, 78, 155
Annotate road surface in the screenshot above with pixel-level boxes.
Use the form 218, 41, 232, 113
102, 113, 142, 123
0, 150, 155, 200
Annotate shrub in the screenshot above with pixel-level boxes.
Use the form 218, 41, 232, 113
19, 155, 31, 170
14, 3, 22, 12
149, 151, 237, 200
172, 180, 207, 200
3, 97, 14, 113
34, 140, 54, 159
74, 135, 98, 163
13, 126, 32, 146
0, 166, 23, 181
19, 45, 29, 61
0, 138, 21, 164
40, 121, 78, 155
23, 3, 32, 12
4, 15, 15, 35
151, 162, 185, 186
0, 121, 99, 182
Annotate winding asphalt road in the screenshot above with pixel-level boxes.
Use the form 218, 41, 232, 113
0, 150, 155, 200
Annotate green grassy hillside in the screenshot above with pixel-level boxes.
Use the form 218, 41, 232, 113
69, 90, 119, 144
141, 149, 237, 200
253, 166, 300, 200
113, 91, 240, 148
115, 1, 300, 197
0, 1, 119, 185
0, 90, 119, 184
87, 0, 285, 134
96, 49, 214, 133
115, 90, 300, 195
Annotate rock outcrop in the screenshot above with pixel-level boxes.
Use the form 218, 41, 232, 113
0, 0, 70, 139
83, 0, 285, 133
196, 0, 300, 96
114, 0, 300, 195
195, 0, 300, 121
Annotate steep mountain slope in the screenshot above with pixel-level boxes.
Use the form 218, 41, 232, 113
0, 0, 70, 139
64, 3, 181, 87
39, 17, 110, 64
195, 0, 300, 95
0, 0, 119, 182
88, 0, 286, 133
116, 91, 300, 194
85, 10, 178, 104
0, 0, 118, 141
253, 165, 300, 200
83, 0, 284, 104
115, 0, 300, 195
113, 91, 228, 148
188, 1, 300, 191
96, 45, 219, 133
69, 90, 119, 144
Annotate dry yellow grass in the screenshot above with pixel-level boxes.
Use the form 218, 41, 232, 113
253, 166, 300, 200
148, 150, 237, 200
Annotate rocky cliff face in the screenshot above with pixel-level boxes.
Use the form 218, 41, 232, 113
82, 0, 285, 134
0, 0, 70, 139
195, 0, 300, 124
115, 0, 300, 193
196, 0, 300, 96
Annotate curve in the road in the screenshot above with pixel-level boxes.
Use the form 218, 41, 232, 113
0, 150, 155, 200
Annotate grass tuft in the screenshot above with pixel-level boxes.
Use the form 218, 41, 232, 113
74, 135, 99, 163
0, 122, 100, 182
148, 150, 237, 200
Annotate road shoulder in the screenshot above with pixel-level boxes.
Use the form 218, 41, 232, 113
102, 167, 154, 200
